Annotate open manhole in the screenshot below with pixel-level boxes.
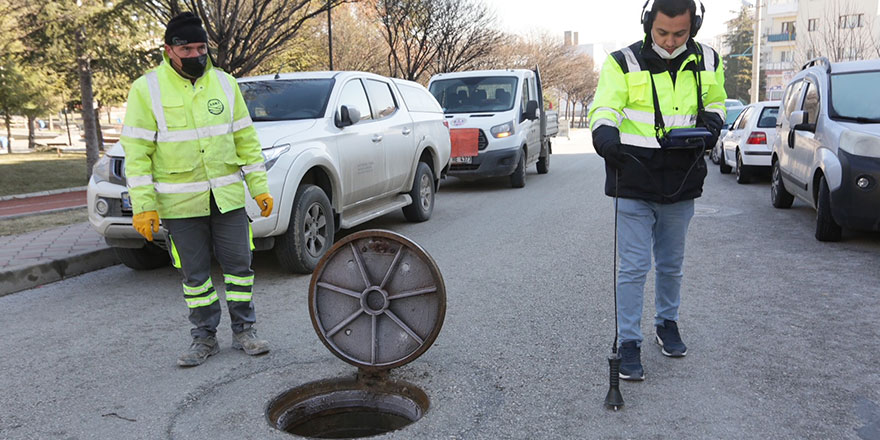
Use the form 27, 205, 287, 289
267, 376, 429, 438
268, 230, 446, 438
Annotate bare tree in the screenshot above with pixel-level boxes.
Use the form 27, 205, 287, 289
374, 0, 439, 81
327, 2, 388, 73
144, 0, 352, 76
431, 0, 505, 75
797, 0, 877, 65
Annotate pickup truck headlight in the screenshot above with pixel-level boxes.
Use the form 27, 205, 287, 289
92, 154, 111, 183
490, 121, 515, 138
840, 130, 880, 158
262, 143, 291, 170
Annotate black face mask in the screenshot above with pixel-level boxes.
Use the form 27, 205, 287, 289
179, 54, 207, 78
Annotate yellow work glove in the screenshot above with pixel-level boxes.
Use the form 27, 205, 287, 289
255, 193, 273, 217
132, 211, 160, 241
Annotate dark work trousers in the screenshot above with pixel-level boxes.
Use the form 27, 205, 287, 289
163, 198, 256, 339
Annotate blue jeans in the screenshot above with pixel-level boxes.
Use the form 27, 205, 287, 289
615, 198, 694, 347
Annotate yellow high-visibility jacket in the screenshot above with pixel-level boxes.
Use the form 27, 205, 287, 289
588, 39, 727, 202
120, 53, 268, 219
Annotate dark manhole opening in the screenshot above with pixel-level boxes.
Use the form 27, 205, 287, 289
267, 376, 429, 439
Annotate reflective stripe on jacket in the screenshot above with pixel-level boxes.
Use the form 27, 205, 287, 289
120, 53, 268, 218
588, 39, 727, 203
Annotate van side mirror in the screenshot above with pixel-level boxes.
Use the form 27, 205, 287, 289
524, 100, 539, 121
335, 105, 362, 128
790, 110, 816, 132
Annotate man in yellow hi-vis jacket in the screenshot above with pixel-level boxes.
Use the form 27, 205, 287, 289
120, 12, 274, 367
588, 0, 726, 381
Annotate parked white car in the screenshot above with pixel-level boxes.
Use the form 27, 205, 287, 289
709, 104, 744, 165
88, 71, 451, 273
719, 100, 780, 183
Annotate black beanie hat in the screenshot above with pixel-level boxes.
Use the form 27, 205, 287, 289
164, 12, 208, 46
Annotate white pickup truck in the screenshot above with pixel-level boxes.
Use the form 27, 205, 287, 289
427, 68, 556, 188
88, 71, 451, 273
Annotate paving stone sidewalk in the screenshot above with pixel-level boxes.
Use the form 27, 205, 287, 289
0, 222, 118, 297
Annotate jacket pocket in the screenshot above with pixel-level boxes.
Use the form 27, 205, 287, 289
161, 95, 188, 128
154, 144, 199, 173
625, 71, 652, 106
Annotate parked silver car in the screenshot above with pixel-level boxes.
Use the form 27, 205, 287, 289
89, 72, 452, 272
770, 57, 880, 241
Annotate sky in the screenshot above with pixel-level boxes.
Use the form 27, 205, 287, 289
481, 0, 745, 47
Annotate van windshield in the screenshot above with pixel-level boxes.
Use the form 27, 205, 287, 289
429, 76, 518, 114
240, 79, 334, 121
830, 71, 880, 121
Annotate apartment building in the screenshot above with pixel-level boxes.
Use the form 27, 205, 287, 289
757, 0, 880, 99
763, 0, 799, 100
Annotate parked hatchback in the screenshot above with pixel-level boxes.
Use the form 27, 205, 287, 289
719, 101, 780, 183
770, 57, 880, 241
710, 104, 745, 165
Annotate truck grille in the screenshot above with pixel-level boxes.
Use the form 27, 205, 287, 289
110, 157, 126, 186
478, 130, 488, 150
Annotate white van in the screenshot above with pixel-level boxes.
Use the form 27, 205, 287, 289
427, 69, 554, 188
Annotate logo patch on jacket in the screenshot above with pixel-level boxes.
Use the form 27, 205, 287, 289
207, 99, 224, 115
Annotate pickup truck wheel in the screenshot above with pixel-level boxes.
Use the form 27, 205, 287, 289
275, 184, 335, 274
536, 145, 550, 174
770, 161, 794, 209
510, 149, 526, 188
114, 243, 170, 270
815, 176, 842, 242
402, 161, 434, 222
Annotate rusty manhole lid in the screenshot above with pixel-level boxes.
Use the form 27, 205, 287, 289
308, 230, 446, 372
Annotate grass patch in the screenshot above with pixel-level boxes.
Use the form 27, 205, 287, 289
0, 152, 90, 196
0, 208, 89, 237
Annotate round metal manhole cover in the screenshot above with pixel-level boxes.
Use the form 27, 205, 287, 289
309, 230, 446, 371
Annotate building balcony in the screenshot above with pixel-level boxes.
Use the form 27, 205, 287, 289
763, 62, 795, 71
767, 32, 796, 42
766, 1, 798, 16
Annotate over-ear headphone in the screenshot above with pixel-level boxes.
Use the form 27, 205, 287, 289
641, 0, 705, 38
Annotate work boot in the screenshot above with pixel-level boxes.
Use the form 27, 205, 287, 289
177, 336, 219, 367
618, 341, 644, 381
655, 319, 688, 357
232, 327, 270, 356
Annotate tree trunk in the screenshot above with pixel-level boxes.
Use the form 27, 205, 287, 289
77, 27, 100, 180
3, 110, 11, 154
27, 115, 36, 150
94, 106, 104, 151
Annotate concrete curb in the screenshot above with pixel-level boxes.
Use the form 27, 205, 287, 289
0, 205, 87, 221
0, 186, 89, 202
0, 248, 120, 297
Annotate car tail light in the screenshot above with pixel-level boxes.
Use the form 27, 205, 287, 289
442, 120, 449, 128
746, 132, 767, 144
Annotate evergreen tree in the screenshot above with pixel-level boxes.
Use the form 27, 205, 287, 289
18, 0, 159, 179
723, 5, 754, 104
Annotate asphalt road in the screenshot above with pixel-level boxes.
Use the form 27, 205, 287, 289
1, 129, 878, 439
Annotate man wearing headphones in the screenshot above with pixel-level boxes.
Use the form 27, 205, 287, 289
588, 0, 726, 380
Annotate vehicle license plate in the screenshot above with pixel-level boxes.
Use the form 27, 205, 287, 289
121, 192, 132, 211
451, 156, 472, 164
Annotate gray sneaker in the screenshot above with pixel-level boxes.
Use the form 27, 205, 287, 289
177, 337, 219, 367
232, 328, 270, 356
